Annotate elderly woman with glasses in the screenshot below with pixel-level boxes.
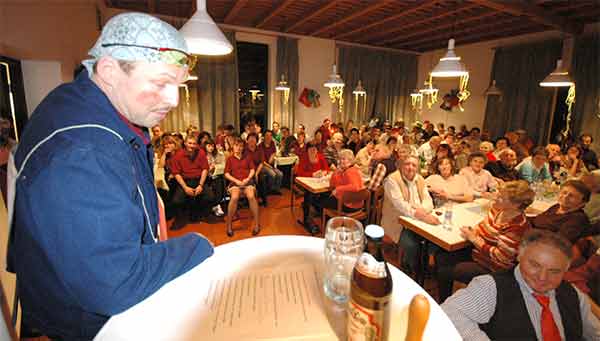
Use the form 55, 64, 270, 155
302, 149, 365, 234
435, 180, 535, 301
532, 179, 593, 243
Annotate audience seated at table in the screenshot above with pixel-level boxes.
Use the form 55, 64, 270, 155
346, 127, 361, 154
301, 149, 365, 235
295, 131, 306, 155
278, 126, 291, 150
505, 131, 529, 162
428, 143, 454, 175
441, 230, 600, 341
323, 132, 345, 168
561, 144, 588, 178
170, 135, 219, 229
272, 121, 282, 143
224, 138, 260, 237
516, 146, 553, 183
258, 129, 284, 199
382, 155, 440, 271
356, 139, 375, 176
479, 141, 496, 162
435, 180, 534, 301
296, 142, 330, 235
582, 174, 600, 227
484, 148, 519, 182
426, 157, 475, 207
531, 179, 592, 243
459, 152, 498, 199
418, 136, 442, 170
581, 134, 599, 171
492, 137, 510, 159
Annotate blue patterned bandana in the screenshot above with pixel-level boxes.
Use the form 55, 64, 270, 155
83, 12, 189, 76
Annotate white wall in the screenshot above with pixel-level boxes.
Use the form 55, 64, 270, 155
297, 37, 334, 136
21, 60, 62, 116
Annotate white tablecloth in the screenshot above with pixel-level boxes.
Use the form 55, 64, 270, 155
95, 236, 460, 341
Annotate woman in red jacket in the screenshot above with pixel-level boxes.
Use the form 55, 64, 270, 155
301, 146, 365, 234
298, 142, 330, 234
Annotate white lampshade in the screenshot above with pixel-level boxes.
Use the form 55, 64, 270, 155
275, 74, 290, 91
352, 80, 366, 95
539, 60, 574, 87
485, 80, 502, 96
430, 39, 468, 78
324, 64, 345, 88
180, 0, 233, 56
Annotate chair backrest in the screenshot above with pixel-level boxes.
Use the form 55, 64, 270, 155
370, 186, 385, 225
339, 188, 371, 215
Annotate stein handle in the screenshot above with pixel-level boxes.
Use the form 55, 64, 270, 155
405, 294, 430, 341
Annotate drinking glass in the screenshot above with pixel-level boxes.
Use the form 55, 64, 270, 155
323, 217, 364, 303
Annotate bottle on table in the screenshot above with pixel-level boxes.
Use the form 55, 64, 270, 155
347, 225, 393, 341
443, 202, 453, 231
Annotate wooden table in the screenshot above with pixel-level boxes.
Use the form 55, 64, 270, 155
95, 236, 461, 341
294, 176, 332, 194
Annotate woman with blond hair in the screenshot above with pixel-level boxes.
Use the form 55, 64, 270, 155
435, 180, 534, 301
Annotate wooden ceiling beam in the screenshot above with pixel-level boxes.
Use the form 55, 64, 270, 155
413, 22, 540, 51
333, 0, 441, 40
224, 0, 249, 24
468, 0, 584, 34
381, 9, 498, 46
310, 0, 394, 36
255, 0, 295, 29
285, 0, 340, 33
399, 16, 519, 49
365, 3, 480, 45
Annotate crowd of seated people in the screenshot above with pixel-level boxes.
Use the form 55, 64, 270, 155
151, 118, 600, 334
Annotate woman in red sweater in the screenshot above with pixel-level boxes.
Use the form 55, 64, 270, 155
301, 147, 365, 234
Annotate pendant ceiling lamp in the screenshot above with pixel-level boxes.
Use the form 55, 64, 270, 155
419, 76, 439, 109
430, 39, 468, 78
180, 0, 233, 56
410, 89, 423, 111
324, 64, 345, 112
539, 60, 574, 87
275, 74, 290, 104
352, 80, 366, 96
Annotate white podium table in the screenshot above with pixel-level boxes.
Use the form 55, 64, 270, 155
95, 236, 460, 341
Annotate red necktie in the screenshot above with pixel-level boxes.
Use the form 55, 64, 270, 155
533, 293, 562, 341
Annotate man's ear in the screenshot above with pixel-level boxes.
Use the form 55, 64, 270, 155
94, 56, 121, 88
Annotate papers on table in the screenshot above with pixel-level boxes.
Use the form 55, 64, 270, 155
196, 264, 336, 340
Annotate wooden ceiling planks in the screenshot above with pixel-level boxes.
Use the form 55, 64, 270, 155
103, 0, 598, 52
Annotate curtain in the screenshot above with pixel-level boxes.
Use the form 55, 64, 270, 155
572, 32, 600, 143
275, 37, 299, 129
483, 39, 562, 145
162, 31, 239, 135
338, 46, 418, 125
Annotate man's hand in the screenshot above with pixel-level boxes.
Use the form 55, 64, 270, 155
184, 186, 195, 196
433, 189, 449, 199
414, 208, 440, 225
194, 184, 204, 196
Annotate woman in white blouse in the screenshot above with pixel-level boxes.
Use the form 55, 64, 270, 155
426, 157, 474, 206
459, 151, 498, 199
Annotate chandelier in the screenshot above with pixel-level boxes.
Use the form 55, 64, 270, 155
275, 74, 290, 104
323, 64, 344, 112
419, 75, 439, 109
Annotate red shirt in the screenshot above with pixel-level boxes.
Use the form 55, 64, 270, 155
295, 153, 329, 177
330, 166, 365, 209
170, 148, 209, 179
243, 145, 263, 168
225, 154, 255, 181
259, 141, 276, 163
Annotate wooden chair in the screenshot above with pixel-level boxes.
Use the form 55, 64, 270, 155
321, 188, 371, 227
369, 186, 385, 225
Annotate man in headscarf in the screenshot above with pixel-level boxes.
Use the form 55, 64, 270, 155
8, 13, 214, 339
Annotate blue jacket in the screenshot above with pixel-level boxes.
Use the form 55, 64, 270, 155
9, 72, 214, 339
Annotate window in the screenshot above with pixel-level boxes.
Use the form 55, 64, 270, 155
237, 42, 268, 133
